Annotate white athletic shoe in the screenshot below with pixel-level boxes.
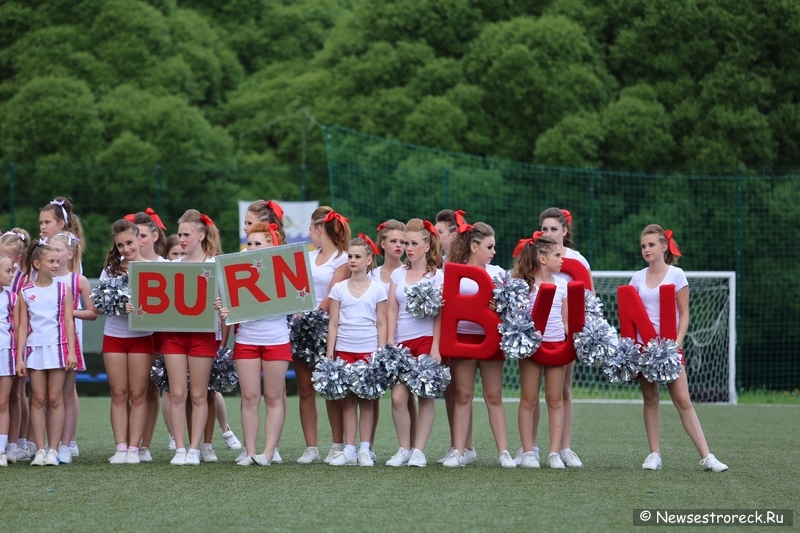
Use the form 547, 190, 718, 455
329, 450, 357, 466
560, 448, 583, 467
202, 447, 218, 463
109, 449, 127, 465
324, 443, 343, 464
235, 449, 248, 463
437, 447, 456, 464
271, 448, 283, 464
69, 442, 80, 457
221, 429, 242, 450
30, 449, 46, 466
385, 447, 411, 467
124, 449, 140, 465
642, 452, 662, 470
296, 446, 321, 464
369, 450, 377, 463
520, 451, 540, 468
57, 445, 72, 465
700, 453, 728, 472
548, 452, 565, 469
168, 435, 176, 451
170, 449, 187, 466
0, 452, 7, 467
26, 441, 37, 458
357, 450, 374, 467
442, 452, 465, 468
138, 447, 153, 462
5, 449, 15, 464
44, 449, 59, 466
514, 446, 540, 466
407, 448, 427, 467
463, 447, 477, 465
498, 450, 517, 468
184, 449, 200, 466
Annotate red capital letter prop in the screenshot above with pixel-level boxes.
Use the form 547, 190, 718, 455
617, 284, 676, 342
174, 273, 208, 316
273, 252, 311, 298
439, 263, 501, 360
139, 272, 169, 314
530, 281, 585, 366
560, 257, 594, 292
224, 263, 270, 307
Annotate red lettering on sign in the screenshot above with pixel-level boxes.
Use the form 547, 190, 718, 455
273, 252, 310, 298
224, 263, 270, 307
140, 272, 169, 314
174, 273, 207, 316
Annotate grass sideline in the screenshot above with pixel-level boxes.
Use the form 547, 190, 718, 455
4, 397, 797, 532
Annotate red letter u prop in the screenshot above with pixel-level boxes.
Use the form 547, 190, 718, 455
560, 257, 594, 292
617, 284, 677, 342
530, 281, 585, 366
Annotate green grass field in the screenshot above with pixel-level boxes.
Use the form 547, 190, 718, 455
4, 397, 798, 533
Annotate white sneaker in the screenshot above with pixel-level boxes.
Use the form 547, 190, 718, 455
407, 448, 427, 467
548, 452, 565, 469
237, 455, 263, 466
69, 442, 80, 457
0, 452, 7, 467
109, 449, 127, 465
560, 448, 583, 467
463, 447, 477, 465
442, 452, 464, 468
202, 447, 218, 463
324, 443, 343, 464
357, 450, 373, 467
520, 451, 540, 468
385, 447, 411, 467
185, 449, 200, 466
168, 435, 176, 451
138, 447, 153, 462
329, 450, 357, 466
26, 441, 37, 458
437, 447, 456, 464
296, 446, 321, 464
235, 449, 248, 463
642, 452, 662, 470
369, 450, 377, 463
124, 449, 140, 464
5, 449, 15, 464
498, 450, 517, 468
44, 449, 59, 466
57, 446, 72, 465
272, 448, 282, 464
170, 449, 187, 466
30, 449, 46, 466
221, 429, 242, 450
700, 453, 728, 472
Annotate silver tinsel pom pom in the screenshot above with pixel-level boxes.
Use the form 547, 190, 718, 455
584, 289, 605, 319
209, 347, 238, 393
498, 309, 543, 359
91, 274, 130, 315
312, 358, 351, 400
373, 344, 412, 385
402, 354, 451, 399
573, 316, 618, 367
639, 338, 682, 384
150, 355, 170, 392
492, 271, 531, 317
348, 356, 391, 400
601, 337, 641, 384
289, 310, 329, 366
404, 282, 442, 319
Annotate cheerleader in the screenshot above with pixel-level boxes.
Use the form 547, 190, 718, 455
438, 221, 515, 468
632, 225, 727, 471
434, 209, 457, 259
326, 237, 387, 466
511, 232, 569, 469
295, 207, 350, 464
386, 219, 443, 467
216, 222, 290, 466
39, 197, 85, 271
0, 254, 19, 467
161, 210, 220, 466
166, 234, 182, 260
16, 240, 77, 466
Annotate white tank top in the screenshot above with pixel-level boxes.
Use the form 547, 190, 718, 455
22, 281, 69, 347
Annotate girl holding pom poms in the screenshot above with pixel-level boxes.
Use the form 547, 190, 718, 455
632, 225, 727, 472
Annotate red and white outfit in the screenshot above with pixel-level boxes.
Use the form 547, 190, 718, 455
629, 266, 688, 343
0, 287, 17, 376
391, 267, 444, 357
21, 281, 70, 370
160, 257, 216, 357
54, 272, 86, 371
555, 248, 590, 283
457, 264, 505, 360
233, 315, 292, 362
529, 276, 568, 365
329, 279, 387, 363
10, 270, 27, 294
99, 268, 154, 355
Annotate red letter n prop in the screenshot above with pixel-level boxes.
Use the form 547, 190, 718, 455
224, 263, 270, 307
439, 263, 501, 360
139, 272, 169, 314
273, 252, 311, 299
617, 284, 676, 342
560, 257, 594, 292
530, 281, 585, 366
174, 273, 208, 316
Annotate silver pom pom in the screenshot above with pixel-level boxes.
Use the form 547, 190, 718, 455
639, 338, 682, 384
492, 271, 531, 317
312, 358, 351, 400
584, 289, 605, 319
150, 354, 170, 392
373, 344, 412, 385
348, 356, 391, 400
209, 346, 238, 393
601, 337, 641, 384
289, 310, 329, 366
498, 309, 543, 359
402, 354, 451, 399
90, 274, 130, 315
404, 282, 442, 319
573, 316, 618, 367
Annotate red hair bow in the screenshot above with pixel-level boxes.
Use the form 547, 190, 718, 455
454, 209, 472, 233
423, 220, 437, 235
376, 222, 387, 232
266, 200, 284, 221
560, 209, 572, 225
663, 229, 682, 257
200, 214, 215, 227
123, 213, 135, 222
512, 231, 544, 258
145, 207, 167, 230
267, 223, 280, 246
359, 232, 382, 256
323, 210, 349, 225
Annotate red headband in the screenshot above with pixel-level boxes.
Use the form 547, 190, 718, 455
200, 214, 215, 227
454, 210, 472, 233
663, 229, 682, 257
145, 207, 167, 230
561, 209, 572, 225
265, 200, 284, 221
423, 220, 437, 236
376, 222, 387, 232
512, 231, 544, 258
323, 210, 349, 226
267, 223, 280, 246
359, 233, 382, 256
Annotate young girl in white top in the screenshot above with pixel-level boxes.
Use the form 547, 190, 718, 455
386, 219, 444, 468
295, 207, 350, 464
0, 254, 19, 467
16, 240, 77, 466
511, 232, 570, 469
632, 225, 727, 472
39, 197, 86, 272
327, 237, 387, 466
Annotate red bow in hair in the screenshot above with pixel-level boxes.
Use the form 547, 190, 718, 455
145, 207, 167, 230
359, 233, 382, 256
454, 209, 472, 233
200, 214, 215, 227
512, 231, 544, 258
423, 220, 437, 235
663, 229, 682, 257
123, 213, 135, 222
560, 209, 572, 225
266, 200, 284, 221
376, 222, 387, 232
267, 223, 280, 246
323, 210, 349, 225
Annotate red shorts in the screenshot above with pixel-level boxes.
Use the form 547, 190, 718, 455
399, 336, 432, 358
455, 333, 504, 361
152, 332, 166, 354
530, 340, 576, 367
102, 335, 155, 355
233, 342, 292, 362
336, 351, 371, 364
160, 332, 217, 357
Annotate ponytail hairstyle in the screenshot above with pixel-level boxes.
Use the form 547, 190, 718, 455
349, 237, 377, 273
641, 224, 681, 266
40, 197, 85, 267
177, 209, 221, 258
448, 215, 495, 265
165, 234, 180, 259
23, 239, 56, 279
538, 207, 574, 249
102, 220, 139, 277
50, 232, 81, 271
246, 221, 283, 246
511, 232, 558, 290
311, 206, 351, 254
403, 218, 442, 274
0, 228, 31, 269
133, 210, 168, 258
247, 200, 286, 244
435, 209, 458, 233
376, 219, 405, 257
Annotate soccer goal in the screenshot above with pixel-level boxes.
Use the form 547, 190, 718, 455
485, 271, 737, 404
